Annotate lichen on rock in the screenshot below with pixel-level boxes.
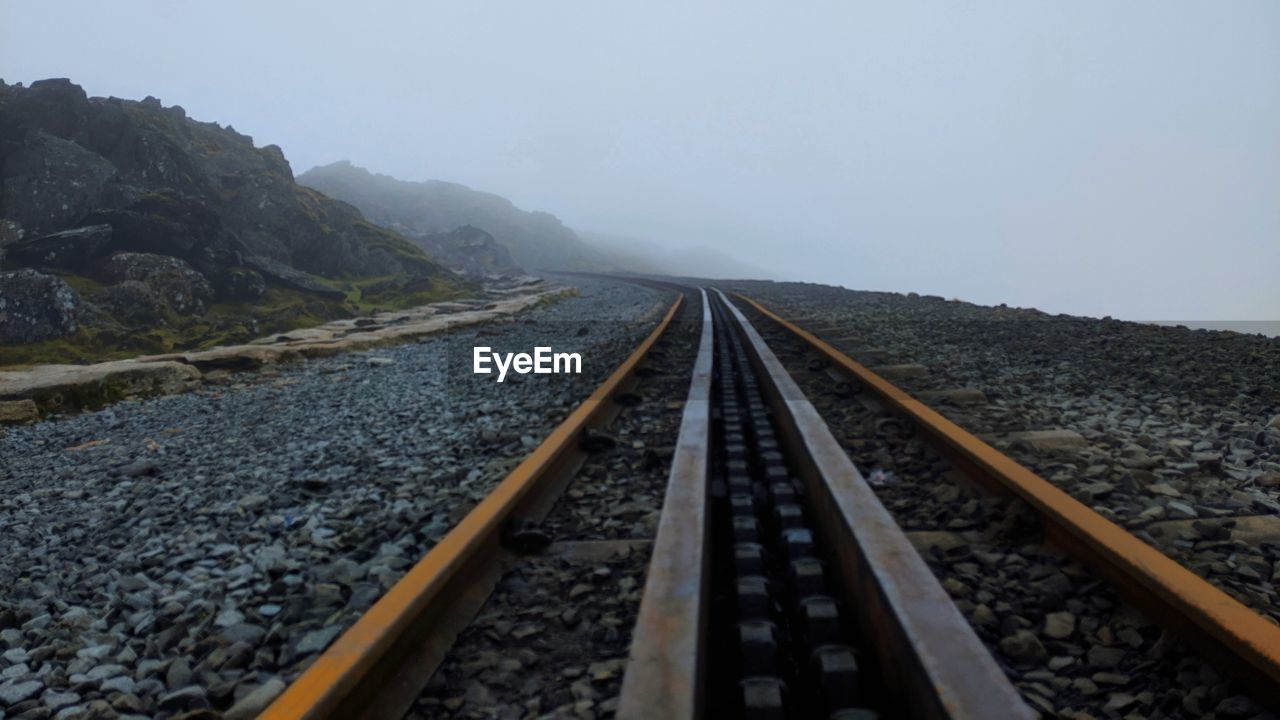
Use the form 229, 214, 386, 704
0, 268, 81, 343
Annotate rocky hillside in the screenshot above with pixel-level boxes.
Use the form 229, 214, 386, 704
415, 225, 522, 277
0, 79, 465, 366
298, 161, 618, 272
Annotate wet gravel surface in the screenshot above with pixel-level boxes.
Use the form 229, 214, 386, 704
0, 278, 670, 719
727, 281, 1280, 622
732, 291, 1274, 719
412, 295, 701, 720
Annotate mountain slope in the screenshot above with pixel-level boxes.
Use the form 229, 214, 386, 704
0, 79, 465, 365
298, 161, 616, 272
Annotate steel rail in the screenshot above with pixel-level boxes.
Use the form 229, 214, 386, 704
617, 289, 714, 720
736, 292, 1280, 705
716, 290, 1033, 719
263, 293, 685, 720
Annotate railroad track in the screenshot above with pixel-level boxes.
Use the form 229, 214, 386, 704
261, 279, 1277, 719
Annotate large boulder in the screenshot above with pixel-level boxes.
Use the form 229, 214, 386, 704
101, 253, 213, 315
0, 268, 81, 343
7, 224, 113, 273
414, 225, 523, 277
0, 129, 117, 235
210, 266, 265, 301
83, 191, 224, 257
242, 255, 344, 300
90, 280, 167, 328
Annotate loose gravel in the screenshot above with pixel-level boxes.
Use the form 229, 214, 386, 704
731, 288, 1275, 719
411, 294, 702, 720
727, 280, 1280, 622
0, 278, 670, 719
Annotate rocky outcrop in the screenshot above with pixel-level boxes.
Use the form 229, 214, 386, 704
6, 224, 113, 272
0, 78, 463, 352
415, 224, 522, 277
0, 79, 447, 279
210, 266, 265, 301
242, 255, 343, 299
0, 269, 80, 343
90, 280, 166, 328
101, 252, 213, 315
0, 129, 116, 236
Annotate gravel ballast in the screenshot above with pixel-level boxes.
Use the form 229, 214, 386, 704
727, 283, 1276, 719
726, 281, 1280, 619
0, 278, 670, 718
412, 293, 702, 719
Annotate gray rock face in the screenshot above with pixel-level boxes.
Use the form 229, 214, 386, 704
6, 224, 113, 273
0, 79, 446, 280
0, 268, 80, 343
211, 266, 265, 301
0, 129, 116, 236
241, 254, 344, 300
101, 252, 213, 315
414, 225, 523, 277
90, 280, 166, 328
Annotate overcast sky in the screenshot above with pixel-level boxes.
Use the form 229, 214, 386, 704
3, 1, 1277, 321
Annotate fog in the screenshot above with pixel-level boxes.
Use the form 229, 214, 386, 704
3, 1, 1277, 321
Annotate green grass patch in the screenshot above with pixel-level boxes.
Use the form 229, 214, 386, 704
0, 274, 471, 369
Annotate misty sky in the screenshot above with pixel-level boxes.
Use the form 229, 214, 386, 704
3, 1, 1277, 321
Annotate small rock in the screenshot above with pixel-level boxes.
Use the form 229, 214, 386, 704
1087, 645, 1126, 668
1043, 611, 1075, 639
42, 689, 81, 710
0, 678, 44, 704
158, 685, 209, 711
999, 630, 1046, 662
295, 625, 343, 654
224, 677, 286, 720
166, 657, 191, 689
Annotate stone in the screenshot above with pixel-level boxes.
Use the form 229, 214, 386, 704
0, 268, 81, 344
870, 363, 929, 380
0, 398, 38, 424
917, 388, 988, 406
0, 127, 116, 236
1043, 611, 1075, 639
295, 625, 343, 654
1087, 646, 1126, 668
158, 685, 208, 711
0, 359, 202, 415
41, 689, 81, 710
100, 253, 213, 315
0, 678, 44, 705
165, 657, 191, 689
218, 622, 266, 644
90, 281, 167, 328
223, 677, 286, 720
7, 225, 114, 273
1007, 429, 1087, 452
998, 630, 1046, 662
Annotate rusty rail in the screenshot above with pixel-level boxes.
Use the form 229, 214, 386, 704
263, 293, 684, 720
736, 292, 1280, 705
